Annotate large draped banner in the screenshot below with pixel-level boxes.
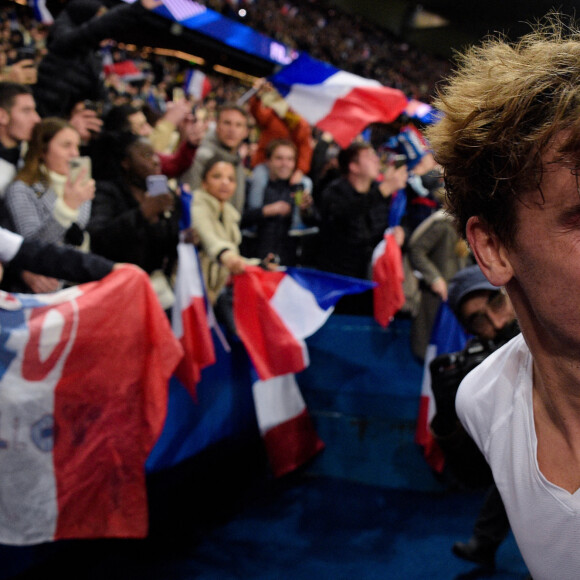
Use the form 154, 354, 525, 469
0, 267, 182, 545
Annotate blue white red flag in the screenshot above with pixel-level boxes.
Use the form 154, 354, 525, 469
171, 243, 216, 400
103, 60, 144, 82
415, 302, 468, 472
29, 0, 53, 24
252, 372, 325, 478
269, 53, 408, 148
371, 230, 405, 328
233, 266, 375, 380
0, 267, 182, 545
384, 124, 431, 171
404, 99, 441, 124
184, 69, 212, 100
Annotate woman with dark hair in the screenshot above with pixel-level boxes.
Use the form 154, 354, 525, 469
193, 155, 255, 305
87, 131, 180, 309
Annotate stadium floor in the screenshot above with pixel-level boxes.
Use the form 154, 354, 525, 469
7, 469, 529, 580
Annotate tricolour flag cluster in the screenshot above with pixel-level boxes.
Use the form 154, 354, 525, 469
233, 266, 375, 477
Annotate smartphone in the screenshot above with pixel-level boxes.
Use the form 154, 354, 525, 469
146, 174, 169, 196
68, 156, 92, 182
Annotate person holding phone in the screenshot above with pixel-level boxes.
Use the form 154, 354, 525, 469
3, 117, 94, 293
87, 132, 180, 309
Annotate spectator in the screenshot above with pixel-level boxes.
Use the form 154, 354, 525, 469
316, 141, 406, 284
97, 102, 207, 180
183, 102, 249, 213
192, 155, 260, 306
87, 132, 180, 310
4, 117, 94, 293
247, 80, 313, 210
241, 138, 317, 266
33, 0, 162, 119
407, 209, 472, 360
0, 82, 40, 175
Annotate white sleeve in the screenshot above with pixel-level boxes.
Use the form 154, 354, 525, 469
0, 227, 23, 262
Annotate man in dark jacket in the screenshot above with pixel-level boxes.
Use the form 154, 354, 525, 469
317, 142, 407, 279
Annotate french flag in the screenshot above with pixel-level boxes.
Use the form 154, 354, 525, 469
232, 266, 375, 381
371, 230, 405, 328
184, 69, 212, 101
415, 302, 468, 473
252, 372, 325, 478
404, 99, 441, 124
103, 60, 144, 82
269, 53, 408, 148
0, 267, 182, 545
30, 0, 53, 24
171, 242, 216, 400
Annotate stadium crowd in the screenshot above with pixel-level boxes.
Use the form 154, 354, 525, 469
0, 0, 460, 360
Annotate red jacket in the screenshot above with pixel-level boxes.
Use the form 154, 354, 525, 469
249, 96, 313, 174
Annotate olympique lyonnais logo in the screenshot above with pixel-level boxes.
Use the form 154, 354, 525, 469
0, 297, 79, 454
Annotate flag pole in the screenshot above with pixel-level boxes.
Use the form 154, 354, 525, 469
236, 64, 284, 106
236, 86, 259, 106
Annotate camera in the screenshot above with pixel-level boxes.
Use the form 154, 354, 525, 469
430, 339, 495, 434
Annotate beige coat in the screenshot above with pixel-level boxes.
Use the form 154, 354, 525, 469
192, 188, 243, 304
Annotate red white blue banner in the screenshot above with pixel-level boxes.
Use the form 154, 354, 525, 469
269, 53, 409, 148
233, 266, 375, 380
0, 267, 182, 545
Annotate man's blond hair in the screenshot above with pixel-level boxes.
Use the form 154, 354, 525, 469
427, 14, 580, 246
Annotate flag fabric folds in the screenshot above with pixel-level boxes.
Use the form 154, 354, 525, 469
233, 266, 375, 381
30, 0, 53, 24
102, 60, 145, 82
171, 242, 216, 399
404, 99, 441, 124
0, 267, 183, 545
252, 372, 325, 478
269, 52, 408, 148
371, 230, 405, 328
233, 266, 373, 477
184, 69, 212, 100
415, 302, 468, 473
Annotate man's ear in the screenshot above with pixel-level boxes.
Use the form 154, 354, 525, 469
0, 107, 9, 127
466, 215, 514, 286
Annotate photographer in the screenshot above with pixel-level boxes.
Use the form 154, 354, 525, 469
429, 265, 519, 568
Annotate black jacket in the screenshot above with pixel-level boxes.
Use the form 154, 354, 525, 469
34, 0, 151, 117
88, 179, 180, 275
0, 227, 114, 292
317, 177, 391, 279
11, 238, 114, 282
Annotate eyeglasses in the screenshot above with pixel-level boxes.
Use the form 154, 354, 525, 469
465, 291, 509, 336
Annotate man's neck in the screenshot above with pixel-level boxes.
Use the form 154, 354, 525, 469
347, 174, 372, 193
0, 133, 18, 151
0, 137, 21, 166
